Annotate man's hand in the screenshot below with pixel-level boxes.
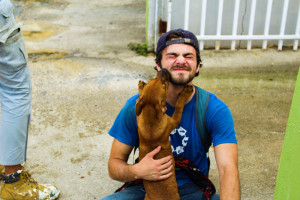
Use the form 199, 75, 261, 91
108, 139, 173, 183
133, 146, 173, 181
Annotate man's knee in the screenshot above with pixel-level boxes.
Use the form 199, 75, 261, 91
100, 184, 145, 200
211, 193, 220, 200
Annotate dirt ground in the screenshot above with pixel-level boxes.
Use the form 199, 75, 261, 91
5, 0, 300, 199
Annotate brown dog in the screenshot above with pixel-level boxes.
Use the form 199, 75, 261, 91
135, 68, 193, 200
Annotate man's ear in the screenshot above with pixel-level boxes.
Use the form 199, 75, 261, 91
156, 64, 162, 71
196, 63, 201, 74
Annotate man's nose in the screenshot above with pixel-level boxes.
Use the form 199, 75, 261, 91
176, 55, 186, 65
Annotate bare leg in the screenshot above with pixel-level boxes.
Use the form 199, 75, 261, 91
4, 164, 22, 175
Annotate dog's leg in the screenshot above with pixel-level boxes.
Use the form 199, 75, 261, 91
170, 85, 194, 125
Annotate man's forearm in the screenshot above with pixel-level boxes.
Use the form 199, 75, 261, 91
219, 169, 241, 200
215, 143, 240, 200
108, 158, 138, 182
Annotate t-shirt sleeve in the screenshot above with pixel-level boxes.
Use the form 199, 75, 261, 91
108, 94, 139, 146
206, 93, 237, 146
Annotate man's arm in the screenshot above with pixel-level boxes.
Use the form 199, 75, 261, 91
108, 139, 174, 182
214, 143, 241, 200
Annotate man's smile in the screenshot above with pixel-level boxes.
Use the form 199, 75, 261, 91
171, 66, 191, 72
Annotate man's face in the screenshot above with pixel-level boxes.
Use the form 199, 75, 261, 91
157, 43, 200, 86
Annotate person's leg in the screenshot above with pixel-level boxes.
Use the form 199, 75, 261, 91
0, 0, 31, 169
0, 29, 32, 170
4, 165, 22, 176
0, 165, 3, 180
0, 1, 60, 199
100, 184, 145, 200
179, 183, 220, 200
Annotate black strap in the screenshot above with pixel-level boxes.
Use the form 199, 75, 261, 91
116, 156, 216, 200
175, 155, 216, 199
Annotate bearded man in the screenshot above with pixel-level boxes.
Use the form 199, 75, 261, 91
100, 29, 240, 200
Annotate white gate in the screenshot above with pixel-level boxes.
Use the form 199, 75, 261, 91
146, 0, 300, 51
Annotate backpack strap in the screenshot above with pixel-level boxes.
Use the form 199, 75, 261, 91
194, 86, 211, 176
194, 86, 211, 153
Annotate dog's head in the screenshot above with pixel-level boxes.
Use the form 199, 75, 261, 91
135, 69, 170, 119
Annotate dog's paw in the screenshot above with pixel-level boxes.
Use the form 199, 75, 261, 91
178, 85, 193, 102
181, 85, 193, 96
185, 85, 194, 93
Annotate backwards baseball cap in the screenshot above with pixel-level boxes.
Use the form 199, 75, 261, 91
156, 29, 199, 57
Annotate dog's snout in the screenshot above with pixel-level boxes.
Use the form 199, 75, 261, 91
158, 68, 171, 81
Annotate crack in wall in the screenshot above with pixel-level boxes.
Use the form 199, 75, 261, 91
239, 0, 248, 49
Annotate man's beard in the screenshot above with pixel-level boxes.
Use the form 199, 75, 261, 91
169, 74, 195, 85
168, 65, 196, 86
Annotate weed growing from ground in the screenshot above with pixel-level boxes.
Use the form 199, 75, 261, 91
128, 42, 148, 56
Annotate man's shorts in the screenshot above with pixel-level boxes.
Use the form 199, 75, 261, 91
0, 0, 32, 165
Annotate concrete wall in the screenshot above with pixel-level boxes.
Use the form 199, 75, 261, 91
274, 67, 300, 200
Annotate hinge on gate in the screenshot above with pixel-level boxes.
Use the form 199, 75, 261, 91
159, 19, 167, 35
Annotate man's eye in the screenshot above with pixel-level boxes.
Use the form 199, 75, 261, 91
166, 55, 176, 59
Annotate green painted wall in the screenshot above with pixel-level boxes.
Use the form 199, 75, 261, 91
274, 67, 300, 200
146, 0, 149, 46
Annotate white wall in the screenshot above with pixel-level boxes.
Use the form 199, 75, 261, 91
148, 0, 300, 50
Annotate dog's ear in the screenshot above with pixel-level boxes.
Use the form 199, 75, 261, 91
135, 97, 144, 116
156, 99, 166, 121
138, 81, 146, 95
162, 82, 166, 90
159, 99, 167, 113
158, 92, 167, 119
160, 82, 168, 113
136, 81, 146, 116
155, 103, 165, 121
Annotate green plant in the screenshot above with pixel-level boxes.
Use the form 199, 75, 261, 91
127, 42, 148, 56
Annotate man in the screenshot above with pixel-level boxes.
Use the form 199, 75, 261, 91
0, 0, 60, 199
101, 29, 240, 200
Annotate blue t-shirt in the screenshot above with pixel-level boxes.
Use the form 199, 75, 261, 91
108, 90, 237, 187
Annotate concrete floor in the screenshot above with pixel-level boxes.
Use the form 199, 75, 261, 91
7, 0, 300, 199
